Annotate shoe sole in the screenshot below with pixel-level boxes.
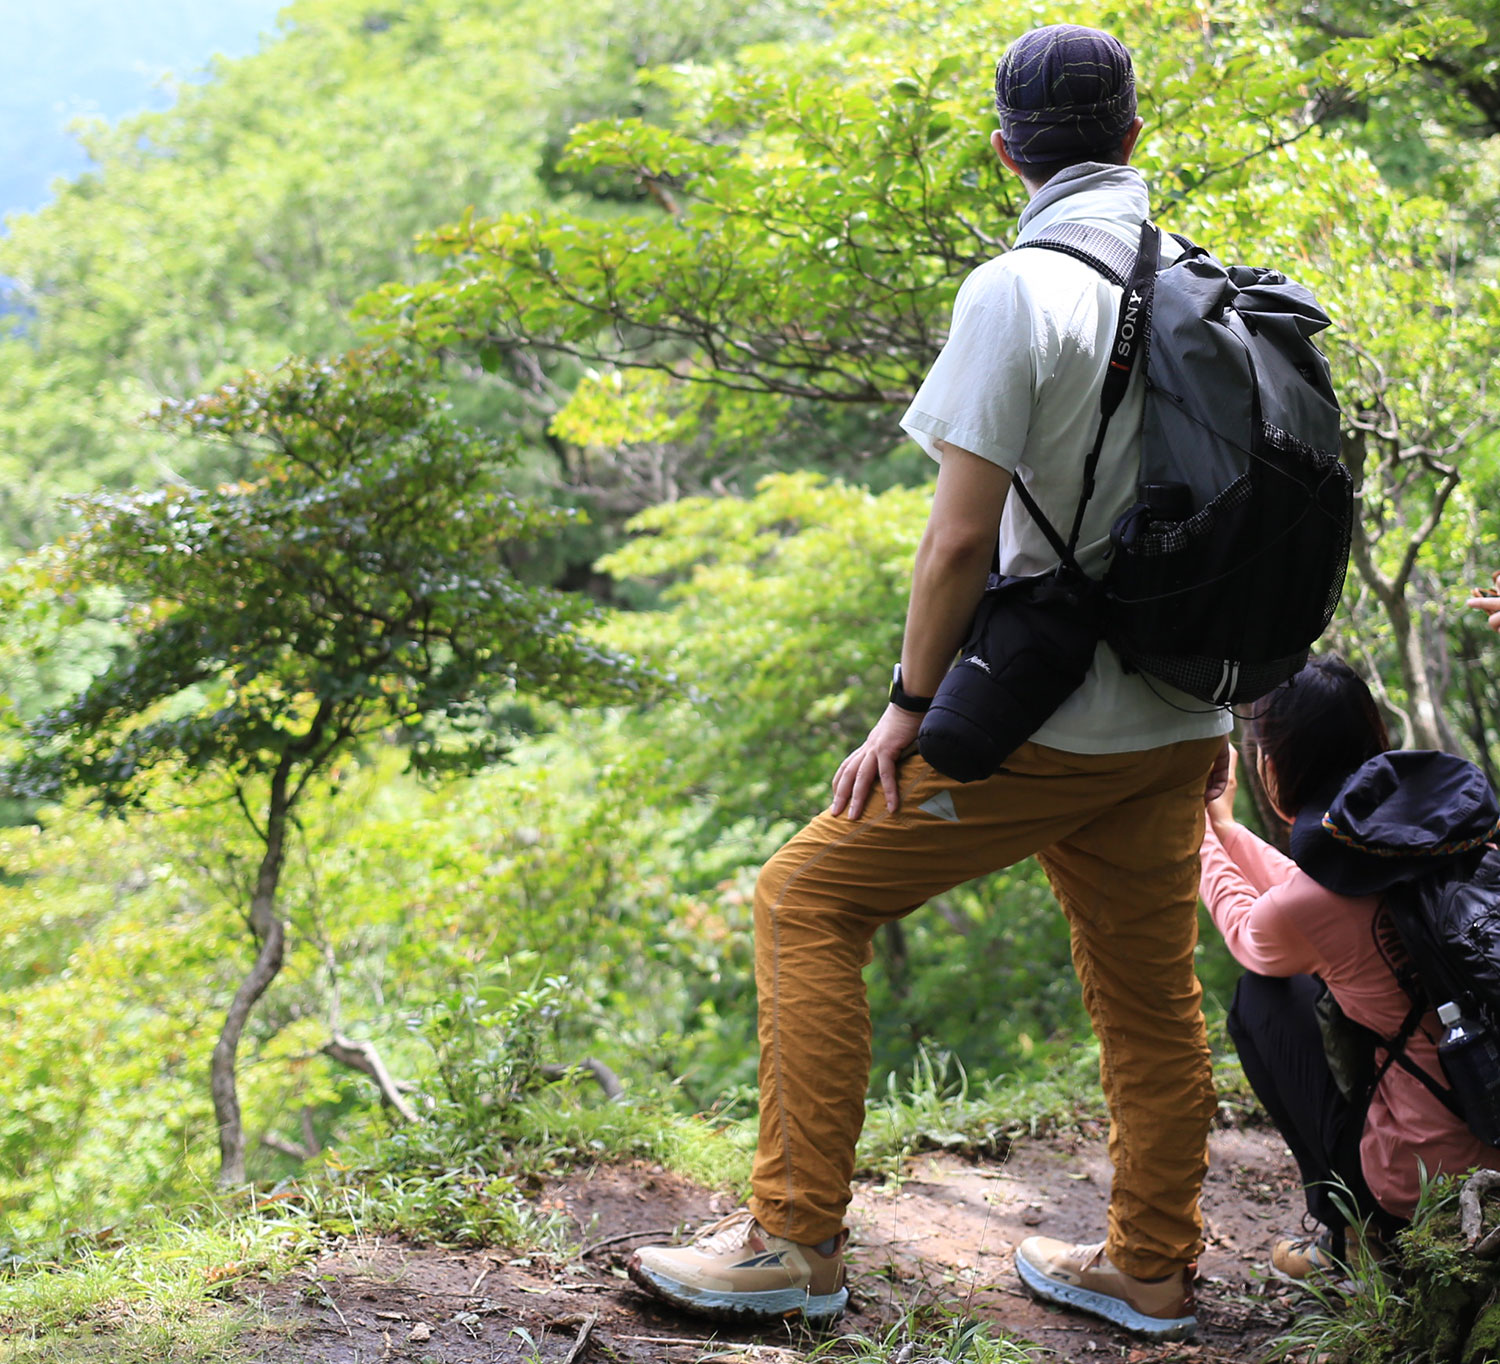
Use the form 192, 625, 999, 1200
626, 1257, 848, 1325
1015, 1251, 1197, 1341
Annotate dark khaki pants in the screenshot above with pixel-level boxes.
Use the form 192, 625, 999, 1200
747, 736, 1222, 1278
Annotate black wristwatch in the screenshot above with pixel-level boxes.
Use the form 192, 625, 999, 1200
889, 664, 934, 714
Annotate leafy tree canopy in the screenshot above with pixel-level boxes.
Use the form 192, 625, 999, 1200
364, 0, 1498, 750
0, 0, 811, 551
366, 0, 1469, 405
2, 347, 656, 1185
5, 349, 651, 811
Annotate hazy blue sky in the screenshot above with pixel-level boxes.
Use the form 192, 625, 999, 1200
1, 0, 285, 220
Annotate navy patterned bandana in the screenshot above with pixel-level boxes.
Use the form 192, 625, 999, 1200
994, 25, 1137, 168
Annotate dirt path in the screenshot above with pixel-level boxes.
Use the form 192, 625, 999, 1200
245, 1126, 1306, 1362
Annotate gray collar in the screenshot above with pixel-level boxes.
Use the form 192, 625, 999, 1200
1017, 163, 1146, 232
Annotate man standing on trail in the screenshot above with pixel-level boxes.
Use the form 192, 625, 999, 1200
628, 24, 1232, 1342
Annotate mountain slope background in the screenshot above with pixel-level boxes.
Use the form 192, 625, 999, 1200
0, 0, 283, 219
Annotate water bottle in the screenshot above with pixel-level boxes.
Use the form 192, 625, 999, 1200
1436, 1001, 1500, 1148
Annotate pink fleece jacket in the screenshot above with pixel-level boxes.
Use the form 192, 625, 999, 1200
1201, 818, 1500, 1216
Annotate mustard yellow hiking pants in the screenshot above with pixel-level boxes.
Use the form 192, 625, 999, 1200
747, 736, 1222, 1279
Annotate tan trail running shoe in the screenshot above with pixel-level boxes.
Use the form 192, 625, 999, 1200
1015, 1236, 1197, 1340
1271, 1230, 1342, 1282
627, 1209, 848, 1324
1272, 1226, 1389, 1286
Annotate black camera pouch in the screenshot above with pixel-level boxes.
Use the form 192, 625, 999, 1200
918, 571, 1103, 783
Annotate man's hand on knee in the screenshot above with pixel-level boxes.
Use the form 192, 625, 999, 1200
830, 704, 923, 821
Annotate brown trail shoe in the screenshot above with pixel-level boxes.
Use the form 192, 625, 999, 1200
1016, 1236, 1197, 1340
1271, 1226, 1390, 1286
1270, 1230, 1343, 1282
627, 1209, 849, 1324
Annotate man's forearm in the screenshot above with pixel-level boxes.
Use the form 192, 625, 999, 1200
897, 440, 1012, 698
898, 534, 995, 698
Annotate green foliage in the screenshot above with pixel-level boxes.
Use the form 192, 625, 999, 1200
422, 972, 576, 1142
599, 472, 919, 819
1291, 0, 1500, 190
809, 1312, 1043, 1363
0, 348, 657, 1209
368, 0, 1465, 408
0, 1198, 317, 1362
367, 0, 1500, 763
1266, 1173, 1500, 1364
325, 1166, 576, 1252
0, 803, 235, 1239
857, 1044, 1106, 1178
0, 0, 813, 552
5, 349, 649, 811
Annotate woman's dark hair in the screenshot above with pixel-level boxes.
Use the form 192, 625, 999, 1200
1247, 653, 1391, 814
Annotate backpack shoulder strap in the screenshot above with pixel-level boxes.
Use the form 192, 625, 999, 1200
1014, 221, 1135, 286
1007, 219, 1159, 574
1364, 898, 1469, 1122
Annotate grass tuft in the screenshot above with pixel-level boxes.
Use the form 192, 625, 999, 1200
856, 1043, 1105, 1177
0, 1201, 317, 1362
1262, 1172, 1500, 1364
808, 1307, 1044, 1362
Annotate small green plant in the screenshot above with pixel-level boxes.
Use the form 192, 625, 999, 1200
0, 1199, 318, 1362
310, 969, 754, 1244
808, 1309, 1043, 1362
857, 1043, 1105, 1177
421, 971, 572, 1149
325, 1168, 575, 1252
1265, 1172, 1500, 1364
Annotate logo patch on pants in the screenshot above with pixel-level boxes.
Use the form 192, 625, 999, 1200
918, 790, 959, 823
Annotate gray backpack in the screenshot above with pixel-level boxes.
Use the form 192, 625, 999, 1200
1016, 220, 1353, 705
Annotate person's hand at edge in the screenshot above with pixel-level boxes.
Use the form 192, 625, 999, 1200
1204, 736, 1232, 803
1468, 569, 1500, 634
830, 704, 924, 821
1205, 740, 1238, 832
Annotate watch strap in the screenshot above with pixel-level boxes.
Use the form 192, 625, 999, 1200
889, 664, 933, 714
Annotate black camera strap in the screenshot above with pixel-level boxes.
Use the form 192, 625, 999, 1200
1009, 217, 1160, 577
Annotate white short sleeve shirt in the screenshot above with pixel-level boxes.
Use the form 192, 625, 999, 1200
900, 164, 1233, 754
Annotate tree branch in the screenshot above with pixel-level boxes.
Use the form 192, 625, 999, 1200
540, 1058, 625, 1102
323, 1034, 420, 1123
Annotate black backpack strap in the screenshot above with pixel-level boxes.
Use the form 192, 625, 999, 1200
1395, 1049, 1467, 1119
1363, 998, 1423, 1106
1368, 1002, 1470, 1116
1360, 942, 1468, 1123
1009, 477, 1074, 567
1363, 1001, 1467, 1122
1008, 218, 1160, 575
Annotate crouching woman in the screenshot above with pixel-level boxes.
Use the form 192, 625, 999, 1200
1200, 654, 1500, 1277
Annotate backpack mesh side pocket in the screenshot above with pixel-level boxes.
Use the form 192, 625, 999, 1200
1105, 424, 1352, 704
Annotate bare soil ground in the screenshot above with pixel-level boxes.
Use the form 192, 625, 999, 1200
242, 1125, 1307, 1363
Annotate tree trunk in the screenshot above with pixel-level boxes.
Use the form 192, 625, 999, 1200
1386, 591, 1461, 753
211, 763, 292, 1187
1343, 429, 1462, 755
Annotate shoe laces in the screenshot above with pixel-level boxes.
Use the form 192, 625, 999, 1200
691, 1209, 761, 1254
1078, 1241, 1110, 1272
